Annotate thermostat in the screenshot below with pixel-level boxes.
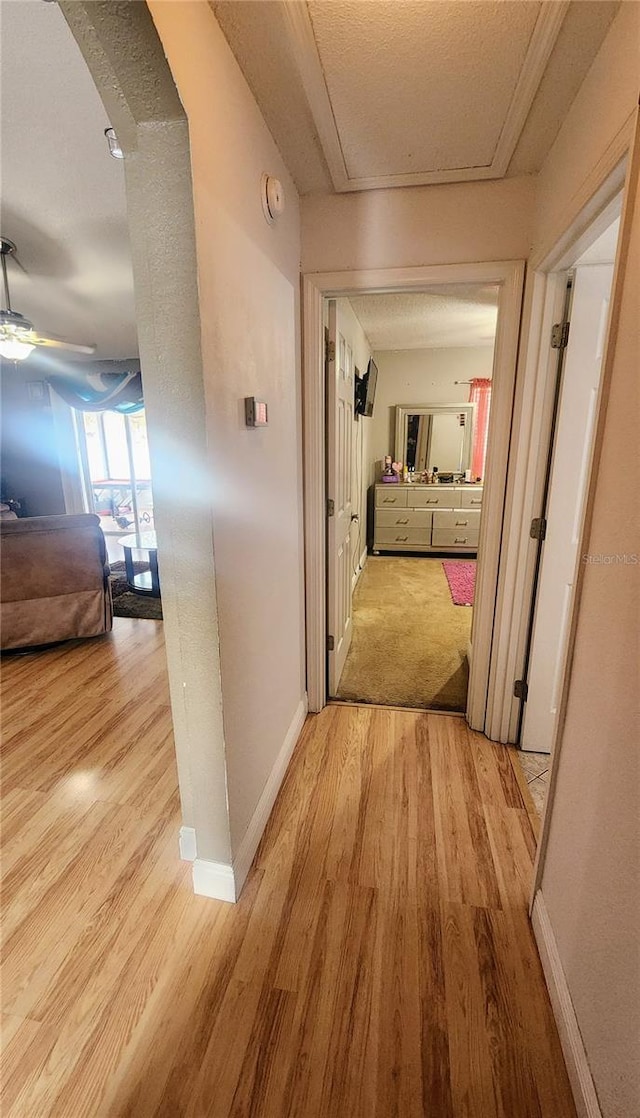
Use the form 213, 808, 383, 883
245, 397, 268, 427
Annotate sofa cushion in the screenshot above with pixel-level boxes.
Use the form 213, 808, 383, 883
1, 514, 108, 602
0, 513, 113, 649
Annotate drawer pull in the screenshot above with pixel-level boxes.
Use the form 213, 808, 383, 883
470, 498, 481, 504
454, 537, 468, 544
396, 518, 409, 525
426, 499, 439, 504
383, 497, 397, 503
455, 520, 469, 526
396, 535, 409, 542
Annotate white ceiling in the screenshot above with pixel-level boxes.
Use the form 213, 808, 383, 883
307, 0, 541, 186
214, 0, 620, 195
0, 0, 137, 361
349, 287, 500, 350
0, 1, 620, 360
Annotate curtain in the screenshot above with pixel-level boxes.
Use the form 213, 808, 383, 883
48, 369, 144, 414
469, 378, 492, 480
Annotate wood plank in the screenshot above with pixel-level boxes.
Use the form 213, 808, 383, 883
508, 746, 543, 842
0, 620, 576, 1116
431, 718, 503, 908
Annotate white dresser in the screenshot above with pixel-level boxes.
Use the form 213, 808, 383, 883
372, 483, 483, 554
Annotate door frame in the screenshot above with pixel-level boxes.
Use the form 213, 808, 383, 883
302, 260, 525, 728
484, 119, 634, 746
527, 113, 638, 900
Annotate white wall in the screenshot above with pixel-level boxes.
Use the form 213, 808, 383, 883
0, 358, 67, 516
528, 5, 640, 1115
532, 1, 639, 263
149, 2, 306, 861
370, 347, 494, 471
302, 176, 536, 273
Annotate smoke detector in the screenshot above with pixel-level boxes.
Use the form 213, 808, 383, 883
261, 174, 285, 226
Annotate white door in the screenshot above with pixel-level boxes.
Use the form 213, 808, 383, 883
327, 301, 354, 694
522, 263, 614, 752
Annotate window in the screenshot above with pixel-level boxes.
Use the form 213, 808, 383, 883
78, 410, 154, 537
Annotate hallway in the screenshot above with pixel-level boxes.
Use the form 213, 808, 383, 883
1, 621, 574, 1116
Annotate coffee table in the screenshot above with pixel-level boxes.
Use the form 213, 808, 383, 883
118, 530, 160, 597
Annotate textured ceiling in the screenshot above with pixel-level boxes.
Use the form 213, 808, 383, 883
0, 1, 621, 363
349, 287, 500, 351
0, 1, 137, 361
214, 0, 620, 194
308, 0, 539, 179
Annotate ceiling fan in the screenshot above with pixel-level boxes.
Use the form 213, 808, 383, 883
0, 238, 96, 362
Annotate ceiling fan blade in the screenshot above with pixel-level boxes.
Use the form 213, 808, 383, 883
32, 335, 96, 355
11, 252, 29, 276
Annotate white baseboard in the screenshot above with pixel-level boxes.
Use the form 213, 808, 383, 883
232, 695, 308, 895
352, 545, 369, 590
179, 825, 197, 862
531, 891, 602, 1118
187, 696, 308, 904
192, 858, 237, 903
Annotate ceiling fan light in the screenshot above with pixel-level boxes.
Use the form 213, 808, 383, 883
105, 127, 124, 159
0, 337, 36, 361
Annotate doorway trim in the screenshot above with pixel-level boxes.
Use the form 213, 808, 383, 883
303, 261, 525, 728
484, 117, 634, 746
528, 133, 636, 902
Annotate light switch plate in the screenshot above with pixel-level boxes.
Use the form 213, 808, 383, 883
245, 397, 268, 427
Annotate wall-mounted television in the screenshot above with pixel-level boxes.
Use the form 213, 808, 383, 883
355, 357, 378, 417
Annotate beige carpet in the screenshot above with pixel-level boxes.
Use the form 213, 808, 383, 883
335, 556, 473, 711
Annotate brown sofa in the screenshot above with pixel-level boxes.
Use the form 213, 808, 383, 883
1, 514, 113, 650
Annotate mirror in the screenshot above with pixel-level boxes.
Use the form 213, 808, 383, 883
395, 404, 474, 475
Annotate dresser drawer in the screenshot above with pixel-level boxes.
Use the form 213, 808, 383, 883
433, 509, 481, 531
375, 488, 408, 509
409, 488, 461, 509
460, 488, 483, 509
432, 527, 479, 549
376, 509, 433, 529
375, 527, 430, 547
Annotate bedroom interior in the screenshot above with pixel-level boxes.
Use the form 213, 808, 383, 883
325, 286, 497, 713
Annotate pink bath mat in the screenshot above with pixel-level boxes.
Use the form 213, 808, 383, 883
442, 560, 476, 606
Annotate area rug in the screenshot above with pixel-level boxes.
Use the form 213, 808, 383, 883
335, 557, 472, 711
442, 560, 476, 606
109, 561, 163, 621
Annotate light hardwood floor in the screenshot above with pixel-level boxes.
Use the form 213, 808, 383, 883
1, 619, 575, 1117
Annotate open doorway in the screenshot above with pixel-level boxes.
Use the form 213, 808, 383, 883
513, 205, 623, 816
326, 285, 498, 712
303, 260, 524, 728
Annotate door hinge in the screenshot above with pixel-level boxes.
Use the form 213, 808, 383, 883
513, 679, 528, 701
327, 498, 335, 517
551, 321, 570, 349
326, 339, 336, 362
530, 517, 547, 541
327, 634, 335, 652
